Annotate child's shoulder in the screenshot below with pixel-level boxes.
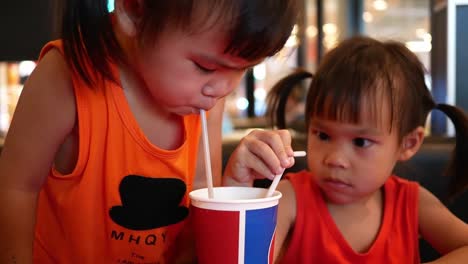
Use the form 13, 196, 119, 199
38, 40, 79, 88
21, 41, 76, 133
388, 174, 420, 187
39, 40, 65, 61
33, 44, 74, 100
283, 170, 317, 198
378, 176, 422, 207
285, 170, 312, 183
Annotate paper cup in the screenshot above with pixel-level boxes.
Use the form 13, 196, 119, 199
189, 187, 282, 264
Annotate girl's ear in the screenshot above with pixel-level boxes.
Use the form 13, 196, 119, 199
398, 126, 425, 161
114, 0, 143, 37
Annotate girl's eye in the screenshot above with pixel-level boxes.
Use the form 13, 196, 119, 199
194, 62, 216, 73
319, 132, 330, 141
312, 130, 330, 141
353, 138, 373, 148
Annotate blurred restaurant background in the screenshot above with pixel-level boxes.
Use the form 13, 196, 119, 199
0, 0, 467, 140
1, 1, 467, 261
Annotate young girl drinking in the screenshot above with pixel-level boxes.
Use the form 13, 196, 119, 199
224, 36, 468, 263
0, 0, 299, 263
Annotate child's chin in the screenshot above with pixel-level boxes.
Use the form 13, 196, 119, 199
172, 107, 199, 116
320, 187, 355, 205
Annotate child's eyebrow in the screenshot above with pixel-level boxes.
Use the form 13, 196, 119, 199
197, 54, 261, 71
351, 128, 383, 137
312, 120, 383, 137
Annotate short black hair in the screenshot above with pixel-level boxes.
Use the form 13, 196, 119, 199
60, 0, 300, 86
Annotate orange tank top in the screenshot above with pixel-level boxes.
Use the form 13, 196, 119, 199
33, 40, 202, 263
280, 171, 420, 264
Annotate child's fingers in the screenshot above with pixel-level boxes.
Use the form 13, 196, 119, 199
243, 150, 279, 180
245, 129, 293, 169
240, 130, 292, 174
225, 129, 295, 185
236, 137, 281, 176
225, 142, 278, 183
276, 129, 294, 157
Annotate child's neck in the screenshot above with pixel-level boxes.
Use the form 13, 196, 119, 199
326, 187, 383, 216
326, 188, 384, 253
119, 65, 184, 150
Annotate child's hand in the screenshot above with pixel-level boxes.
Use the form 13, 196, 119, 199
223, 129, 295, 186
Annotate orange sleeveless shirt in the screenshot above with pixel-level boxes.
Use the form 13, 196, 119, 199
33, 41, 202, 263
280, 171, 420, 264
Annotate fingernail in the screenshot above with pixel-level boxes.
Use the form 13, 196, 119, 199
283, 158, 293, 166
275, 167, 284, 174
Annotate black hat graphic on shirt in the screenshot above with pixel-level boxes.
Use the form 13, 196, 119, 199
109, 175, 189, 231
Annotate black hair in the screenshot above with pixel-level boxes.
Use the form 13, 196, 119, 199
59, 0, 300, 86
266, 36, 468, 200
266, 69, 312, 129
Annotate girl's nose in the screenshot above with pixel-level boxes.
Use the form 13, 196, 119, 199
202, 82, 231, 98
203, 71, 245, 98
323, 148, 349, 169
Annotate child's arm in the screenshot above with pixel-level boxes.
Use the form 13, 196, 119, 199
274, 180, 297, 262
222, 129, 294, 186
192, 98, 225, 189
0, 49, 76, 263
418, 186, 468, 263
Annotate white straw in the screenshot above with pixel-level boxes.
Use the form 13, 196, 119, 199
265, 151, 306, 197
200, 109, 214, 199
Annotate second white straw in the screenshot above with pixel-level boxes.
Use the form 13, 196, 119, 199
200, 109, 214, 199
265, 151, 306, 197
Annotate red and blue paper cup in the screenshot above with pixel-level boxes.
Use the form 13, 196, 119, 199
189, 187, 282, 264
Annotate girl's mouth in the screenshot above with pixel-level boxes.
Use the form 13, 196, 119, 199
323, 178, 352, 190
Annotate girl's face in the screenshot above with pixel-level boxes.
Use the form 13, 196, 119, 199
126, 26, 260, 116
306, 100, 404, 205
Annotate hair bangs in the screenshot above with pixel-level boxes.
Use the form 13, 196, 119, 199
138, 0, 296, 61
223, 1, 298, 60
307, 41, 395, 131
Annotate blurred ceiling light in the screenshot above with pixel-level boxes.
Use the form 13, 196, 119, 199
108, 0, 115, 12
363, 11, 374, 23
18, 61, 36, 77
254, 87, 267, 100
236, 97, 249, 111
306, 26, 318, 38
281, 24, 298, 48
416, 28, 432, 42
323, 23, 337, 35
323, 35, 339, 50
406, 41, 432, 53
422, 33, 432, 42
253, 64, 266, 80
284, 36, 298, 47
373, 0, 388, 11
415, 28, 427, 37
291, 24, 298, 35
